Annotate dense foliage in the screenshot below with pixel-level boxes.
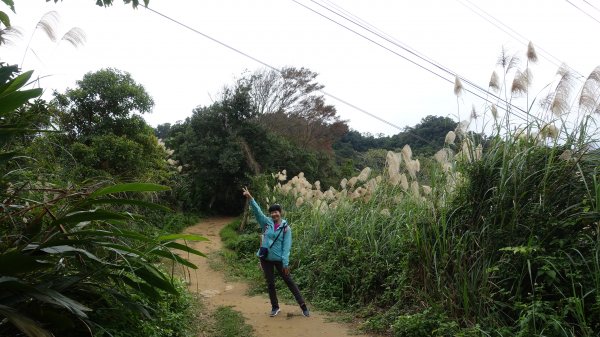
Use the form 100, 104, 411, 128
158, 69, 347, 214
334, 115, 458, 158
230, 52, 600, 336
4, 1, 599, 334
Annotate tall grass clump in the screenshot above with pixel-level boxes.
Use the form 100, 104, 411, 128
253, 45, 600, 336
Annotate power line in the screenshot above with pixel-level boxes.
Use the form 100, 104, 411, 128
142, 6, 437, 144
582, 0, 600, 13
293, 0, 539, 123
456, 0, 585, 79
565, 0, 600, 24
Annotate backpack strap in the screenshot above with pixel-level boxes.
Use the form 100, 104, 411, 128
268, 224, 287, 249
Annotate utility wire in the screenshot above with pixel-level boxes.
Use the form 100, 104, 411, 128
456, 0, 585, 79
143, 6, 438, 144
582, 0, 600, 13
565, 0, 600, 24
293, 0, 538, 123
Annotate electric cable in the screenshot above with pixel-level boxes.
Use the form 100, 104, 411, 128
293, 0, 539, 123
143, 6, 441, 145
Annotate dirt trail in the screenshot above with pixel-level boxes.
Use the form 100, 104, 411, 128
180, 217, 372, 337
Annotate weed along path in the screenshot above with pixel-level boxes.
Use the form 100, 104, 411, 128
180, 217, 372, 337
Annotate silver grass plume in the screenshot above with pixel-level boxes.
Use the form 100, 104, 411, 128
444, 131, 456, 145
507, 54, 521, 72
470, 105, 479, 121
527, 41, 538, 63
454, 76, 463, 97
0, 26, 22, 46
35, 11, 60, 42
551, 64, 574, 116
579, 66, 600, 114
511, 68, 531, 96
559, 149, 572, 161
386, 151, 401, 182
357, 167, 371, 182
497, 47, 509, 68
60, 27, 86, 48
410, 181, 420, 197
401, 144, 412, 163
491, 104, 498, 120
489, 71, 500, 92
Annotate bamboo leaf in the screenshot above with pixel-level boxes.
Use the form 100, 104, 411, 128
50, 209, 130, 227
116, 274, 160, 299
163, 241, 206, 257
0, 304, 52, 337
31, 288, 91, 318
0, 88, 42, 115
78, 198, 172, 212
133, 264, 176, 294
158, 233, 208, 242
149, 249, 197, 269
91, 183, 170, 197
38, 245, 105, 264
74, 229, 156, 244
1, 0, 15, 13
99, 242, 145, 258
0, 11, 10, 27
0, 251, 48, 276
0, 70, 33, 96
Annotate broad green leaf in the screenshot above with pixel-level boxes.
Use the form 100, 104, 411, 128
50, 209, 130, 227
0, 251, 49, 276
0, 11, 10, 27
158, 233, 208, 242
99, 242, 145, 258
0, 88, 42, 115
0, 70, 34, 96
0, 64, 18, 86
91, 182, 170, 197
74, 229, 156, 243
163, 241, 206, 257
133, 264, 177, 294
38, 245, 105, 264
149, 249, 197, 269
117, 274, 160, 299
1, 0, 15, 12
77, 198, 172, 212
0, 304, 52, 337
31, 288, 91, 318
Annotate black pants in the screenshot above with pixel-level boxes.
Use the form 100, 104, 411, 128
260, 259, 305, 309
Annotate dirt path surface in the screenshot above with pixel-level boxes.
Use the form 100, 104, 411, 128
180, 217, 372, 337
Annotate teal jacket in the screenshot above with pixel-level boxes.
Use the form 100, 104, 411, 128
249, 198, 292, 267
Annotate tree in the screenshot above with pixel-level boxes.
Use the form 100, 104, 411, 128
47, 69, 167, 180
389, 115, 457, 156
54, 68, 153, 139
166, 83, 264, 212
164, 79, 342, 213
154, 122, 171, 139
249, 67, 348, 152
335, 116, 458, 159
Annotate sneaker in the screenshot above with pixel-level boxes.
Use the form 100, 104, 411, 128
302, 308, 310, 317
269, 307, 280, 317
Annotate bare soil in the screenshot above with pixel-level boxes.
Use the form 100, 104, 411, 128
180, 217, 373, 337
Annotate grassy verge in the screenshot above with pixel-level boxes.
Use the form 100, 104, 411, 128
207, 306, 255, 337
195, 302, 255, 337
217, 219, 262, 287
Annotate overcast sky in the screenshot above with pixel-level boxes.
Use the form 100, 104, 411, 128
2, 0, 599, 135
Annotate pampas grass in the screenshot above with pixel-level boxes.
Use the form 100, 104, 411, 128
550, 64, 574, 117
